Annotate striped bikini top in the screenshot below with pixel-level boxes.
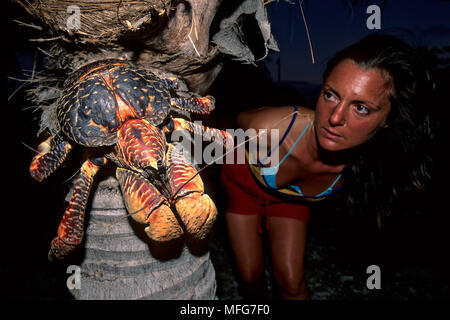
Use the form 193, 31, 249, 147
247, 105, 343, 201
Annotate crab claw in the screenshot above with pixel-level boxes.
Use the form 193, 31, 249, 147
174, 193, 217, 240
30, 133, 72, 182
166, 144, 217, 239
116, 167, 183, 242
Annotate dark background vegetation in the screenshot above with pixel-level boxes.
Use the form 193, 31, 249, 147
1, 0, 449, 300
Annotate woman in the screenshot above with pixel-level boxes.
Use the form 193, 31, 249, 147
220, 34, 435, 299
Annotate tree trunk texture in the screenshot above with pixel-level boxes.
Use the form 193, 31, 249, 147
71, 175, 216, 300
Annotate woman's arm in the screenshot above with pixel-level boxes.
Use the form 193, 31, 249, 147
236, 107, 274, 131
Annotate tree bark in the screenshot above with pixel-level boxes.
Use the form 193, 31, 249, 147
71, 176, 216, 300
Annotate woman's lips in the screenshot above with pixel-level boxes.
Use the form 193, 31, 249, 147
322, 127, 343, 140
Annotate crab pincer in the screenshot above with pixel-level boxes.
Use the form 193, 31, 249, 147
116, 167, 183, 242
165, 144, 217, 240
113, 119, 183, 242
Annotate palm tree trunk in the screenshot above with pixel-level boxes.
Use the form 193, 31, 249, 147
70, 176, 216, 300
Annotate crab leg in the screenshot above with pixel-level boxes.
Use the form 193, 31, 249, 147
170, 96, 215, 114
30, 133, 72, 182
166, 144, 217, 240
167, 117, 233, 150
49, 157, 105, 260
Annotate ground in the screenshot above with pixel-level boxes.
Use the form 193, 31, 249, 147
210, 196, 445, 300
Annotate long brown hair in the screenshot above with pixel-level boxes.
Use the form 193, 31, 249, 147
323, 34, 438, 226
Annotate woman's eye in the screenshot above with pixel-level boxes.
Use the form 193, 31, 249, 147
355, 104, 369, 115
323, 91, 335, 101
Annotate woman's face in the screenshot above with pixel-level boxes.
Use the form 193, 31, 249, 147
315, 59, 392, 152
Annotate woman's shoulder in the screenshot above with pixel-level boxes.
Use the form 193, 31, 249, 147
237, 105, 314, 130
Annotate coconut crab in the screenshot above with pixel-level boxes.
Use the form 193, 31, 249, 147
30, 59, 231, 260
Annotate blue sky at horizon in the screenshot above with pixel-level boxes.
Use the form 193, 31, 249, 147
263, 0, 450, 84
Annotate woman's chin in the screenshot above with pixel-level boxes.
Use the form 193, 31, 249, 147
318, 136, 347, 152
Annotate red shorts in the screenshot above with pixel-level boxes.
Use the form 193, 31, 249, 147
220, 161, 310, 233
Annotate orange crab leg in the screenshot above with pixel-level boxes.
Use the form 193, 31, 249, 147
49, 157, 105, 260
167, 117, 233, 150
170, 96, 215, 114
30, 134, 72, 182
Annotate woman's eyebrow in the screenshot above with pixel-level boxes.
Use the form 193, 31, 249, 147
323, 85, 341, 99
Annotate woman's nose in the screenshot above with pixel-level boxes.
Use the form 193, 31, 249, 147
329, 103, 346, 126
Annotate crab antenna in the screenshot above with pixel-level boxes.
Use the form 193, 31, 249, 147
106, 110, 305, 235
20, 141, 40, 154
106, 127, 269, 233
63, 168, 81, 184
170, 110, 303, 201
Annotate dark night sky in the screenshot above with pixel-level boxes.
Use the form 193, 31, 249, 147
263, 0, 450, 84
